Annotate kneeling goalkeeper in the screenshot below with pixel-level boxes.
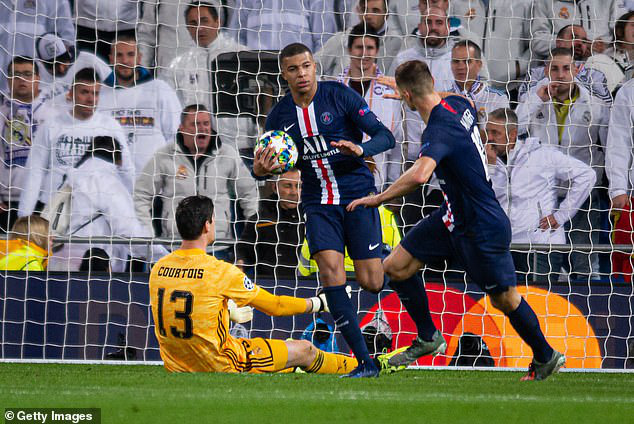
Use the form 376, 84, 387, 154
149, 195, 356, 374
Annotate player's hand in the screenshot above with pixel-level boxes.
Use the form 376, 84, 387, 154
331, 140, 363, 157
376, 76, 401, 100
485, 143, 498, 165
539, 214, 560, 231
253, 145, 283, 176
228, 299, 253, 323
309, 286, 352, 313
611, 194, 630, 211
346, 193, 382, 211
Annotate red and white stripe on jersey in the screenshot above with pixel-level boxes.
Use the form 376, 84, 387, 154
295, 103, 340, 205
441, 192, 455, 232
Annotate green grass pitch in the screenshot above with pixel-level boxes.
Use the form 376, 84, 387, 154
1, 363, 633, 423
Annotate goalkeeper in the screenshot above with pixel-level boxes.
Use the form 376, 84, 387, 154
149, 195, 358, 374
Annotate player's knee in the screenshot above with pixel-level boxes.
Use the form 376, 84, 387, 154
489, 289, 521, 315
299, 340, 316, 358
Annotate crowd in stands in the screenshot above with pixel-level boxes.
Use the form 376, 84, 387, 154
1, 0, 634, 282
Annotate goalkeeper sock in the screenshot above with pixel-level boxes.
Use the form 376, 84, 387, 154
389, 273, 437, 341
507, 298, 554, 363
304, 349, 358, 374
323, 285, 374, 365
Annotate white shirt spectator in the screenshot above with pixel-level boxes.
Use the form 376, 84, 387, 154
606, 78, 634, 199
75, 0, 139, 32
489, 136, 596, 244
448, 78, 509, 126
99, 68, 182, 173
18, 108, 135, 216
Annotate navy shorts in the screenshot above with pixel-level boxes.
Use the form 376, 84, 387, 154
304, 204, 382, 260
400, 209, 516, 294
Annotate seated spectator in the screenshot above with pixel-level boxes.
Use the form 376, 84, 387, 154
449, 39, 509, 126
227, 0, 336, 51
134, 104, 257, 259
75, 0, 139, 62
0, 0, 74, 94
19, 68, 135, 218
0, 215, 50, 271
315, 0, 403, 77
586, 11, 634, 94
236, 169, 304, 278
531, 0, 626, 61
516, 48, 609, 280
485, 108, 595, 283
519, 25, 611, 104
35, 33, 111, 102
99, 33, 181, 173
0, 56, 55, 232
49, 136, 167, 272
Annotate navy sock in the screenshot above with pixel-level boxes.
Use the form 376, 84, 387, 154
388, 273, 437, 341
323, 285, 373, 365
507, 298, 554, 363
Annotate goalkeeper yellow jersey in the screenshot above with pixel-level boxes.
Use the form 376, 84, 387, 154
149, 248, 261, 372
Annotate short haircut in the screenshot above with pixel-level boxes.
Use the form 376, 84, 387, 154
79, 248, 110, 272
348, 23, 381, 50
395, 60, 434, 97
7, 56, 39, 76
548, 47, 574, 61
615, 11, 634, 43
111, 32, 137, 50
358, 0, 388, 12
175, 195, 215, 240
73, 67, 101, 85
279, 43, 313, 65
556, 24, 580, 40
185, 1, 219, 21
10, 215, 49, 252
181, 103, 209, 123
452, 39, 482, 60
488, 108, 518, 129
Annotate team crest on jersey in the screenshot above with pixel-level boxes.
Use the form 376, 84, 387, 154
243, 275, 254, 291
359, 105, 371, 116
582, 110, 592, 124
320, 111, 333, 125
559, 7, 570, 19
176, 165, 188, 179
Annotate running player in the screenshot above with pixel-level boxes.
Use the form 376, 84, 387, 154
149, 195, 358, 374
254, 43, 439, 378
349, 60, 565, 381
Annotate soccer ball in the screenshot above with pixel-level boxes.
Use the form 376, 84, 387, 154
254, 130, 298, 174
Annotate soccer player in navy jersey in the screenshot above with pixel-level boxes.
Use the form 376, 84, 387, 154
254, 43, 438, 378
349, 60, 565, 381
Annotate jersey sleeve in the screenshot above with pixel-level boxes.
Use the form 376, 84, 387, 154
221, 263, 260, 307
419, 123, 454, 163
264, 105, 279, 132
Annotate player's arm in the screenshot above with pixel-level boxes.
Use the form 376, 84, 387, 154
248, 288, 331, 317
347, 156, 437, 211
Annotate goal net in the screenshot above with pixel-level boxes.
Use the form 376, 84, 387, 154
1, 0, 633, 370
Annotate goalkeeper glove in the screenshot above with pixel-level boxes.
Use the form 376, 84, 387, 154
309, 285, 352, 313
228, 299, 253, 323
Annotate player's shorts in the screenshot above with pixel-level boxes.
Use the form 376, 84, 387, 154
238, 337, 289, 374
400, 209, 516, 294
304, 203, 382, 260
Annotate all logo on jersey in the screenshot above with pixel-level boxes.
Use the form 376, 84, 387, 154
320, 111, 333, 125
243, 276, 254, 291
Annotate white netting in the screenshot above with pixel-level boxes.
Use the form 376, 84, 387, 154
0, 0, 634, 370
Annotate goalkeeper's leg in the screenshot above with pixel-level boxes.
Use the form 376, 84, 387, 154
286, 340, 358, 374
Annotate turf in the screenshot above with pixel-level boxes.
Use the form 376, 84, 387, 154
0, 364, 632, 424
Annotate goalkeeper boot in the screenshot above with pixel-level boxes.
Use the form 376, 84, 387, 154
381, 330, 447, 370
341, 360, 380, 378
521, 350, 565, 381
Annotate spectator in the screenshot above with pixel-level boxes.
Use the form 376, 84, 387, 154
390, 0, 457, 39
0, 0, 74, 93
519, 25, 611, 104
0, 56, 54, 232
134, 105, 257, 257
0, 215, 50, 271
531, 0, 626, 61
334, 25, 404, 189
517, 48, 609, 280
19, 68, 135, 217
315, 0, 403, 77
449, 39, 509, 127
99, 33, 181, 173
486, 108, 595, 283
79, 247, 111, 272
75, 0, 139, 61
236, 169, 304, 278
585, 11, 634, 94
50, 136, 167, 272
226, 0, 336, 51
36, 32, 111, 102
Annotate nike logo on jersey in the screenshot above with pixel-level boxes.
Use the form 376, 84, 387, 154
284, 123, 296, 132
484, 284, 497, 290
369, 243, 380, 250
